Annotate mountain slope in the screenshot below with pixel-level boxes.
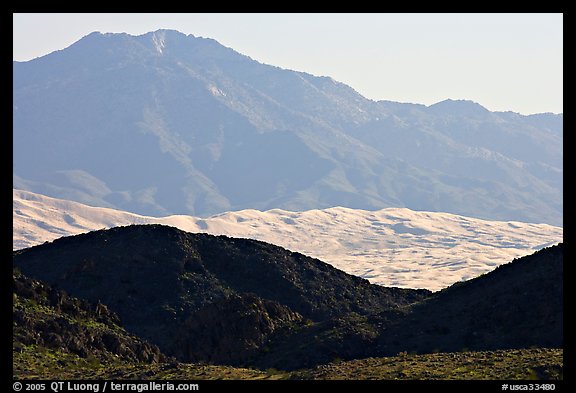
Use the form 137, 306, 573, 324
13, 269, 278, 380
13, 30, 562, 225
14, 189, 563, 291
254, 244, 563, 369
13, 224, 429, 367
13, 228, 562, 371
13, 269, 166, 379
374, 244, 563, 355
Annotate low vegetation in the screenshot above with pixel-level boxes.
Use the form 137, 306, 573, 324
291, 348, 563, 380
14, 345, 562, 380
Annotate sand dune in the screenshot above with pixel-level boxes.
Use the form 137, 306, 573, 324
13, 189, 562, 291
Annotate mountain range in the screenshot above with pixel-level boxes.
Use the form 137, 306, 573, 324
13, 225, 562, 371
13, 189, 563, 291
13, 29, 563, 226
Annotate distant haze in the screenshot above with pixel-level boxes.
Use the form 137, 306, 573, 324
12, 13, 562, 115
13, 30, 563, 225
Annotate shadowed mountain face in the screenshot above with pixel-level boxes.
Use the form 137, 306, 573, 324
13, 225, 562, 370
374, 243, 563, 356
13, 30, 562, 225
250, 244, 563, 369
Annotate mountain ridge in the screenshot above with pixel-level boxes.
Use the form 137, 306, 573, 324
13, 30, 562, 225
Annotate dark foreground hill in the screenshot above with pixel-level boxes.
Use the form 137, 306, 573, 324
13, 225, 562, 371
375, 243, 563, 355
12, 271, 563, 381
12, 224, 428, 368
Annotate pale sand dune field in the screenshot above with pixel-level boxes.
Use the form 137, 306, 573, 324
14, 189, 562, 291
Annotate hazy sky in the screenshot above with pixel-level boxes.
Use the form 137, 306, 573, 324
13, 13, 562, 115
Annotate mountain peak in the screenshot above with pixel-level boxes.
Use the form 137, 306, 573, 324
86, 29, 188, 40
151, 30, 167, 54
13, 31, 562, 226
427, 98, 489, 116
70, 30, 212, 58
141, 29, 191, 43
148, 28, 187, 36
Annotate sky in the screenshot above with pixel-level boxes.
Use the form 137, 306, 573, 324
13, 13, 563, 115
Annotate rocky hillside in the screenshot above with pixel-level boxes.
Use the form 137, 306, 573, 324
13, 268, 165, 378
13, 224, 429, 367
13, 268, 275, 380
13, 226, 562, 371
